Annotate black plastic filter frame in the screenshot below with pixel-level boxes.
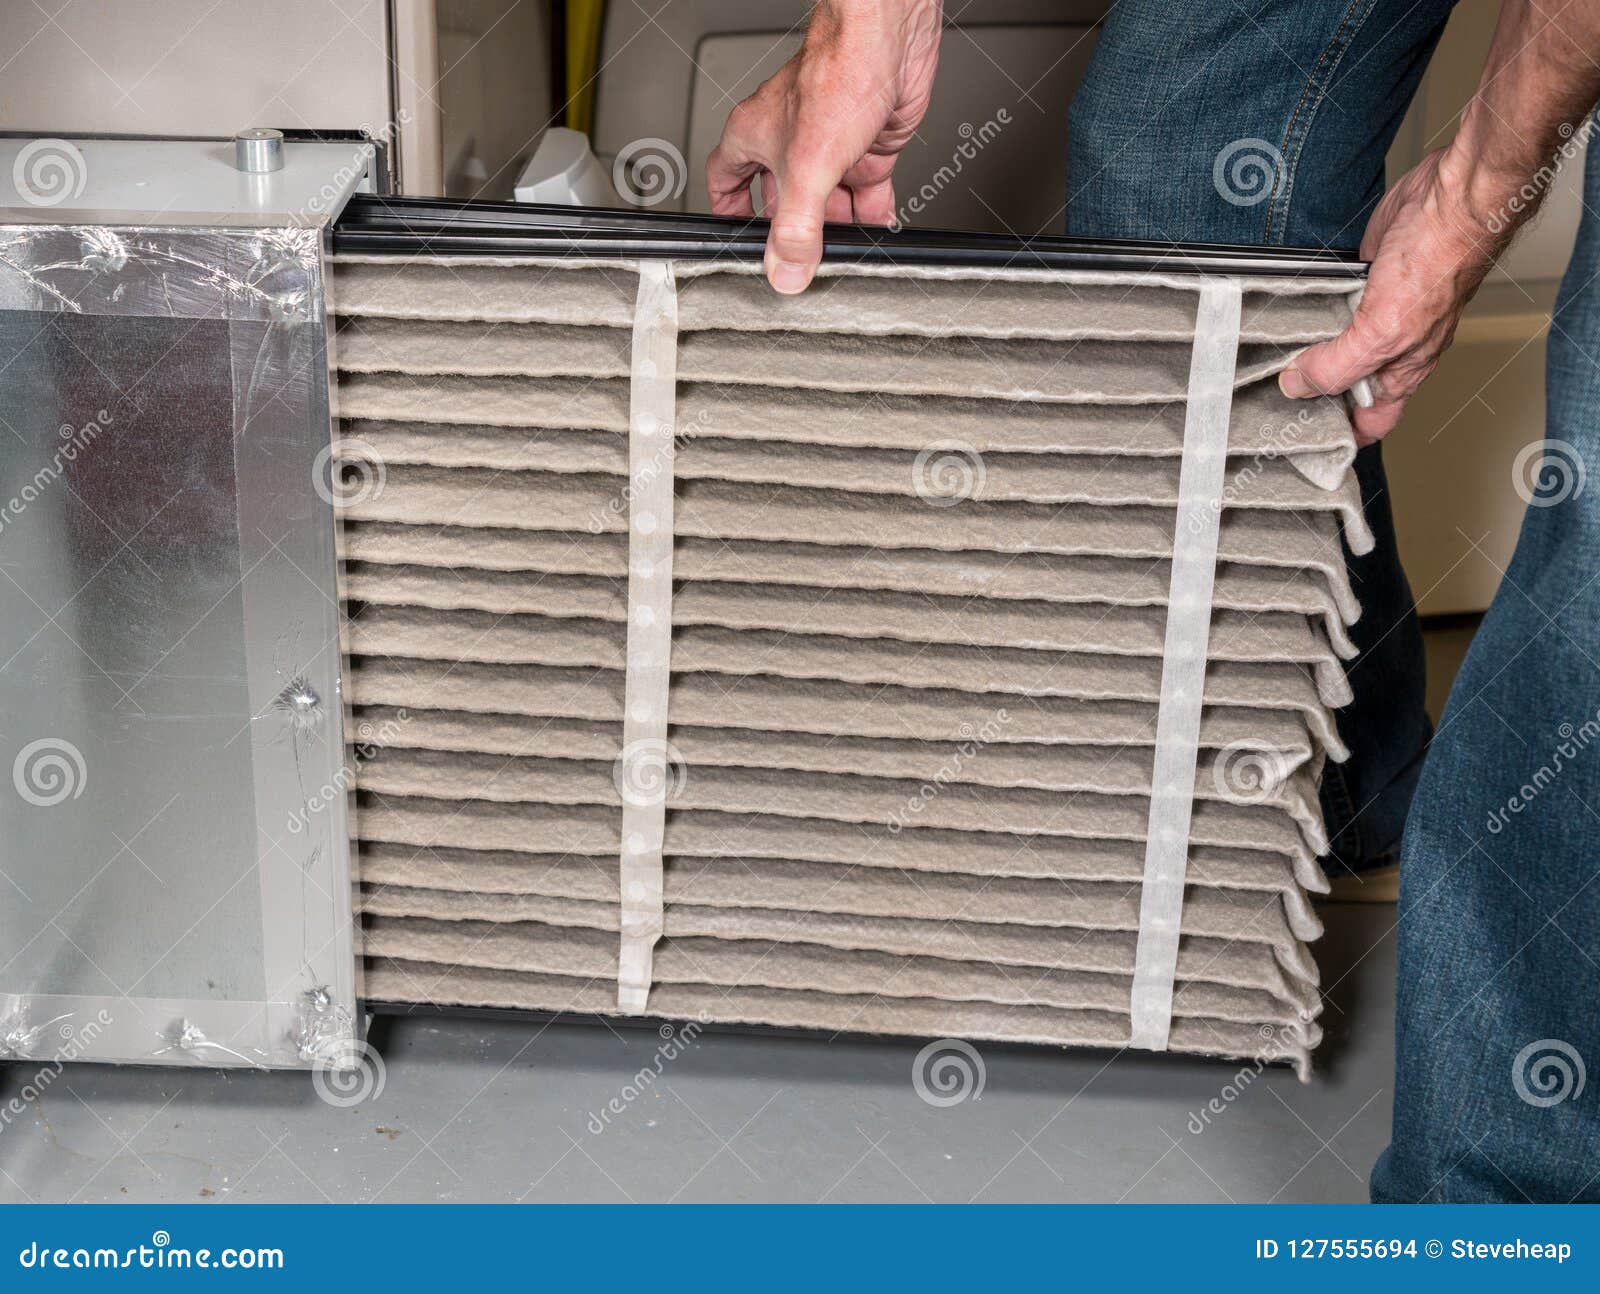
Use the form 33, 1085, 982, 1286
333, 194, 1366, 278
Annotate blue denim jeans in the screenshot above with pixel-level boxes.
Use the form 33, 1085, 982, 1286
1065, 0, 1448, 876
1069, 0, 1600, 1202
1368, 135, 1600, 1203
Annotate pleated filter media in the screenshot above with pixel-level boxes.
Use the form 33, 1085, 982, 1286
328, 249, 1367, 1077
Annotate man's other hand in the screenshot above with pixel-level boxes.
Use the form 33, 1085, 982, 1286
706, 0, 943, 294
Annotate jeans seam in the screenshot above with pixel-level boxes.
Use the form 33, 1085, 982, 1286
1264, 0, 1379, 244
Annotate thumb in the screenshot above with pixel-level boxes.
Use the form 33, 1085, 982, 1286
765, 159, 839, 294
1280, 313, 1392, 399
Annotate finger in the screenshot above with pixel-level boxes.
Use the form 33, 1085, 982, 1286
1351, 396, 1407, 444
707, 97, 774, 218
824, 186, 854, 225
850, 175, 898, 227
765, 155, 842, 294
706, 143, 761, 217
709, 179, 757, 218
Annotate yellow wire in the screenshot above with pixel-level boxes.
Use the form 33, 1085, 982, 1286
565, 0, 606, 135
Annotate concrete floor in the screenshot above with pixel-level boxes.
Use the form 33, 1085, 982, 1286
0, 902, 1395, 1205
3, 621, 1471, 1205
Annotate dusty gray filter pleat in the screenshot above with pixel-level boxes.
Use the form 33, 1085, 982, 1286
355, 841, 1322, 940
337, 374, 1356, 488
333, 256, 1352, 342
359, 917, 1317, 1036
337, 314, 1314, 403
331, 253, 1363, 1077
352, 796, 1326, 911
351, 747, 1327, 873
356, 881, 1319, 987
340, 566, 1358, 670
364, 959, 1318, 1078
347, 658, 1339, 765
339, 527, 1359, 650
341, 469, 1369, 584
333, 423, 1367, 534
356, 845, 1322, 1015
350, 705, 1329, 852
343, 609, 1350, 752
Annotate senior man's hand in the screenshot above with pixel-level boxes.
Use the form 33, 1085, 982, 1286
706, 0, 943, 294
1281, 148, 1511, 445
1280, 1, 1600, 444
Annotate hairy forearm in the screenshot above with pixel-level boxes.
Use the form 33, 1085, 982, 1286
799, 0, 944, 149
1281, 0, 1600, 438
1443, 0, 1600, 234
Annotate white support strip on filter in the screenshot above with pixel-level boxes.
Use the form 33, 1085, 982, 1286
1129, 276, 1243, 1051
616, 260, 679, 1014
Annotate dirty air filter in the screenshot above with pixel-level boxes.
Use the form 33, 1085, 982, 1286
329, 199, 1366, 1077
